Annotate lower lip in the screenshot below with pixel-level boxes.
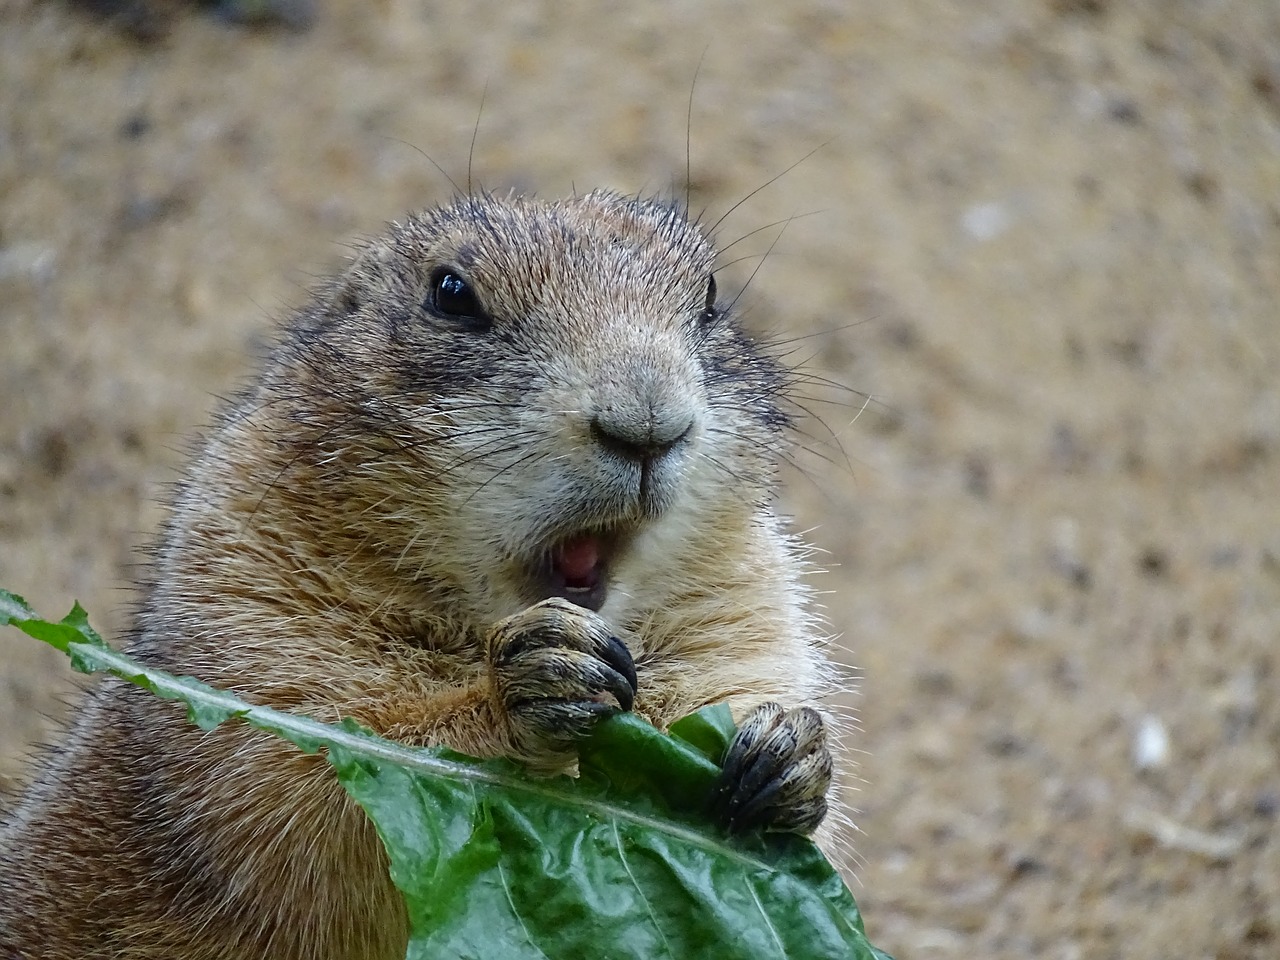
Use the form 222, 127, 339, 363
558, 580, 608, 611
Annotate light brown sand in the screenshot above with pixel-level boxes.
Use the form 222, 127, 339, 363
2, 2, 1277, 956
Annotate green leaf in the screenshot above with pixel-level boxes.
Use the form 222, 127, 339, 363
3, 591, 895, 960
668, 702, 738, 763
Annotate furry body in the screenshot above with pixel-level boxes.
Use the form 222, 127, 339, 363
0, 190, 836, 959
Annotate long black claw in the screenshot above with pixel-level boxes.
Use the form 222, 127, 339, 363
600, 635, 638, 699
601, 662, 635, 712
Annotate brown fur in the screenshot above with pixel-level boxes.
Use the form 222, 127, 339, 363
0, 189, 842, 959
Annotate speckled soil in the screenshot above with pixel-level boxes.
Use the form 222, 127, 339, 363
2, 2, 1278, 957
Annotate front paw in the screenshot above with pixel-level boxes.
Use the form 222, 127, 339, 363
713, 702, 832, 835
488, 597, 637, 769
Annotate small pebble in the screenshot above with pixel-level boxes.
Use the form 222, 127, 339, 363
961, 202, 1012, 242
1132, 714, 1170, 771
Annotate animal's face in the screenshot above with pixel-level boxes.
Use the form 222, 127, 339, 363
290, 190, 790, 619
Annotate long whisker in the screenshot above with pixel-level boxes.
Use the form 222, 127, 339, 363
706, 144, 828, 237
726, 218, 792, 317
715, 210, 824, 259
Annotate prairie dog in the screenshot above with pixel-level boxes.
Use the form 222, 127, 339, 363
0, 189, 839, 960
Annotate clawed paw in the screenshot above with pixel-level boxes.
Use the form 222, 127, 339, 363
713, 702, 832, 835
488, 597, 637, 770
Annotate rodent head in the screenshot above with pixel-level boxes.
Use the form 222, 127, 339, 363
270, 189, 791, 621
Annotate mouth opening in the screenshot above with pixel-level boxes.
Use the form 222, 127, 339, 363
537, 529, 621, 611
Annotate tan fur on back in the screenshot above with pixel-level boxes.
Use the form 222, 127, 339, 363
0, 190, 843, 960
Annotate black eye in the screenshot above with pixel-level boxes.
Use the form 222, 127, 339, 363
428, 267, 490, 331
700, 273, 718, 327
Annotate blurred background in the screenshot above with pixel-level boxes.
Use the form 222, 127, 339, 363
2, 1, 1278, 957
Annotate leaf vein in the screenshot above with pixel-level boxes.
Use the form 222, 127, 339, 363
495, 853, 549, 960
613, 821, 675, 959
748, 879, 788, 959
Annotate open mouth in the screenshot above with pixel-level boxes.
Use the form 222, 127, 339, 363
534, 529, 623, 611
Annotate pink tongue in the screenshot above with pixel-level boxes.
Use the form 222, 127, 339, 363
555, 536, 601, 587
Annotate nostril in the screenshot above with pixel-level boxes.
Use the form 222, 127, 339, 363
590, 415, 692, 463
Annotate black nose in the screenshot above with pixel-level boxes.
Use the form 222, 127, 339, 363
590, 414, 693, 464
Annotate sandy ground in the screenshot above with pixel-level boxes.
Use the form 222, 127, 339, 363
2, 1, 1278, 957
